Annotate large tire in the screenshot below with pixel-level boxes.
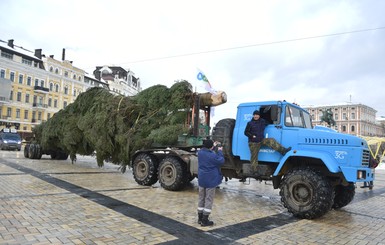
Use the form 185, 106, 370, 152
50, 151, 57, 159
57, 152, 69, 160
333, 183, 355, 209
35, 144, 42, 159
212, 118, 235, 155
158, 156, 187, 191
28, 144, 37, 159
24, 145, 30, 158
132, 153, 159, 186
28, 143, 42, 159
279, 167, 334, 219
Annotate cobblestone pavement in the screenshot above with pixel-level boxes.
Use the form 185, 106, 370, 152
1, 149, 385, 245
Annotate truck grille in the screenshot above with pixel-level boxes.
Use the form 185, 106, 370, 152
304, 138, 348, 145
362, 150, 370, 166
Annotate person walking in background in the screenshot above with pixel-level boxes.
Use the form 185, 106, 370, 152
197, 139, 224, 227
244, 110, 291, 172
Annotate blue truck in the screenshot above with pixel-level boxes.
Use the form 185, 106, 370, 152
131, 96, 375, 219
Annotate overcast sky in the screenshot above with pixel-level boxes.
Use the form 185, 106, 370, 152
1, 0, 385, 122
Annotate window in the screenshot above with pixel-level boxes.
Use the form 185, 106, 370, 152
7, 108, 12, 117
285, 105, 311, 128
78, 76, 82, 81
342, 113, 347, 120
22, 58, 32, 66
1, 51, 13, 59
0, 69, 5, 78
55, 84, 59, 92
54, 99, 58, 108
55, 68, 59, 74
73, 74, 76, 79
351, 125, 355, 132
64, 71, 68, 77
334, 113, 338, 120
49, 66, 53, 72
63, 101, 68, 108
25, 94, 30, 103
64, 86, 68, 95
48, 98, 52, 107
18, 74, 23, 84
47, 113, 51, 120
16, 109, 20, 119
40, 80, 44, 87
9, 91, 13, 100
10, 72, 15, 82
342, 125, 346, 132
32, 111, 36, 120
50, 83, 53, 91
38, 112, 42, 120
73, 89, 77, 97
34, 79, 39, 86
17, 92, 22, 102
351, 112, 356, 120
27, 77, 31, 86
24, 110, 28, 119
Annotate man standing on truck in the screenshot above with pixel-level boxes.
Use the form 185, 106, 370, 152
244, 110, 291, 172
197, 139, 224, 227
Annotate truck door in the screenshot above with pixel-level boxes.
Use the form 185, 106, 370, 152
258, 104, 284, 162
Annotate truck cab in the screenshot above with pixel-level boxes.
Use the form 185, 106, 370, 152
212, 100, 375, 219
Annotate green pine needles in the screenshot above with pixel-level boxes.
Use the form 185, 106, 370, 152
33, 80, 193, 170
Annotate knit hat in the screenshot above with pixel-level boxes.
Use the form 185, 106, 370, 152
203, 139, 214, 149
253, 110, 260, 115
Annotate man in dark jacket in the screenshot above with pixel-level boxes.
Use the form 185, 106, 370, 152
197, 139, 225, 226
244, 110, 291, 172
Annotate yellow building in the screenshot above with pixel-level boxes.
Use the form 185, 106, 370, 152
0, 39, 107, 140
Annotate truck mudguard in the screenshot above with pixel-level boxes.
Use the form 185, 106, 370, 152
273, 149, 342, 176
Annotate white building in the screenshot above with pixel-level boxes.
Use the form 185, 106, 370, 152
93, 66, 141, 96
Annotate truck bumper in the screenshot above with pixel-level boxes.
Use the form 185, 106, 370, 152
340, 166, 375, 182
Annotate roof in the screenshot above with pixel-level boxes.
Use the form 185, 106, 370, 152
0, 39, 41, 61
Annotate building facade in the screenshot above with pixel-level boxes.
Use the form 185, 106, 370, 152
0, 39, 139, 140
93, 66, 141, 96
304, 103, 385, 137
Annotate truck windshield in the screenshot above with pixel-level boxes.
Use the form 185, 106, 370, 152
285, 105, 313, 129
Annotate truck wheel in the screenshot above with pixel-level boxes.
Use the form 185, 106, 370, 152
132, 153, 159, 186
59, 153, 69, 160
279, 167, 334, 219
28, 144, 37, 159
212, 118, 235, 155
50, 152, 57, 159
24, 145, 30, 158
159, 157, 187, 191
332, 183, 355, 209
35, 144, 42, 159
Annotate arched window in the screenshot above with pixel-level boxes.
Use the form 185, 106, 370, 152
55, 68, 59, 74
351, 125, 355, 132
64, 86, 68, 95
55, 84, 59, 92
49, 66, 54, 72
73, 74, 76, 80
